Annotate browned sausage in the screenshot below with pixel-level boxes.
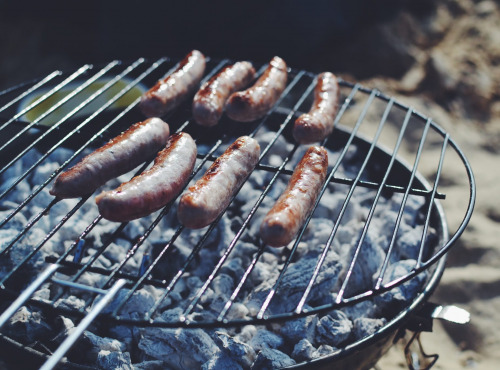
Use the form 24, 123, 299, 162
260, 146, 328, 247
95, 132, 197, 222
177, 136, 260, 228
50, 117, 170, 199
293, 72, 340, 144
225, 57, 287, 122
192, 61, 256, 126
140, 50, 206, 117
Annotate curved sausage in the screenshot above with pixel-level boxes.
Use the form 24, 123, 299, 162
260, 146, 328, 247
178, 136, 260, 228
50, 117, 170, 199
192, 61, 256, 126
95, 132, 197, 222
225, 57, 287, 122
293, 72, 340, 144
140, 50, 206, 117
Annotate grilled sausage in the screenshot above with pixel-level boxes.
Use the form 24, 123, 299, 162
178, 136, 260, 228
225, 57, 287, 122
50, 117, 170, 199
293, 72, 340, 144
140, 50, 206, 117
260, 146, 328, 247
192, 61, 256, 126
95, 132, 197, 222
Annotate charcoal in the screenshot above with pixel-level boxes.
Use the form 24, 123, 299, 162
249, 329, 284, 351
280, 315, 318, 343
132, 360, 167, 370
375, 260, 428, 309
201, 352, 243, 370
251, 348, 296, 370
84, 330, 126, 352
2, 306, 52, 343
139, 309, 220, 368
313, 344, 336, 358
55, 295, 86, 311
51, 316, 75, 346
292, 339, 316, 362
0, 229, 19, 254
234, 325, 257, 343
353, 317, 387, 340
103, 288, 155, 316
214, 331, 256, 368
316, 311, 353, 347
212, 273, 234, 296
97, 350, 133, 370
248, 250, 342, 313
224, 302, 249, 321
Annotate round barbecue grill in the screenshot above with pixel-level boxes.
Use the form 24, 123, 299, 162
0, 56, 475, 369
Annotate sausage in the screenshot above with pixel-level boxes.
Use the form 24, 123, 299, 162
95, 132, 197, 222
192, 61, 256, 126
260, 146, 328, 247
50, 117, 170, 199
140, 50, 206, 117
178, 136, 260, 228
293, 72, 340, 144
225, 56, 287, 122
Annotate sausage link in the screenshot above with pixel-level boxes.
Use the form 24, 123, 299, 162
260, 146, 328, 247
225, 57, 287, 122
50, 117, 170, 199
178, 136, 260, 228
293, 72, 340, 144
95, 132, 197, 222
140, 50, 206, 117
193, 61, 256, 126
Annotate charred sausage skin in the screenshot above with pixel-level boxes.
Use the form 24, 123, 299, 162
140, 50, 206, 117
50, 117, 170, 199
260, 146, 328, 247
178, 136, 260, 228
193, 61, 256, 127
293, 72, 340, 144
225, 57, 287, 122
95, 132, 197, 222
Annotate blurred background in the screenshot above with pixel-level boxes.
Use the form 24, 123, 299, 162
1, 0, 499, 368
0, 0, 434, 88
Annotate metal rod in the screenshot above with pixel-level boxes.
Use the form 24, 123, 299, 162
0, 264, 59, 328
0, 71, 61, 114
39, 279, 126, 370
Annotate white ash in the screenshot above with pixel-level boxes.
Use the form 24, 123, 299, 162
0, 126, 438, 369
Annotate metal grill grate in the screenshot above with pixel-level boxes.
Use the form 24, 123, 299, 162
0, 56, 475, 367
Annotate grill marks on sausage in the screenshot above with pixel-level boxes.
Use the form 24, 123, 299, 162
140, 50, 206, 117
293, 72, 340, 144
193, 61, 256, 126
49, 117, 170, 199
177, 136, 261, 229
225, 56, 288, 122
95, 132, 197, 222
260, 146, 328, 247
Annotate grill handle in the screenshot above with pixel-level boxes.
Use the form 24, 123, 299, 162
405, 302, 470, 333
401, 302, 470, 369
